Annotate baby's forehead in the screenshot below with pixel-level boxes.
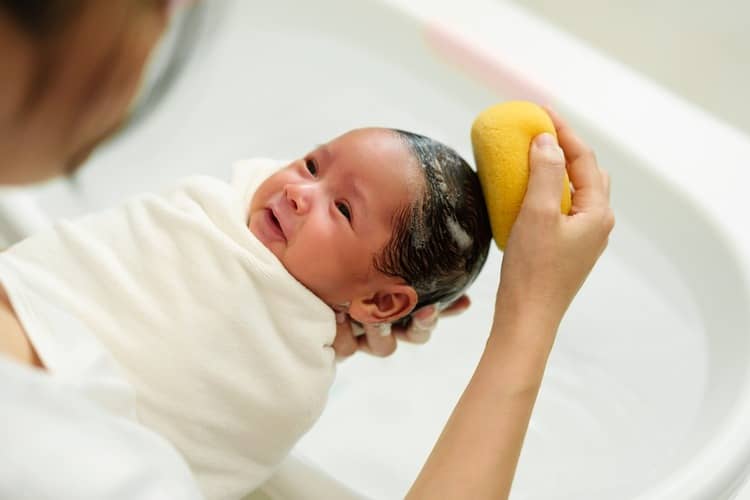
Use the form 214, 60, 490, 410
325, 129, 425, 204
327, 127, 419, 169
332, 127, 404, 151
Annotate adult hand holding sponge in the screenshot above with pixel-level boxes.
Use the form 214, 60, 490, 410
471, 101, 572, 249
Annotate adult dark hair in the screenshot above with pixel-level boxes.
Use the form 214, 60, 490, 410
377, 130, 492, 320
0, 0, 82, 37
0, 0, 168, 37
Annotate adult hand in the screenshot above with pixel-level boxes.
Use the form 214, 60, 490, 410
406, 109, 614, 500
497, 107, 614, 329
331, 295, 471, 359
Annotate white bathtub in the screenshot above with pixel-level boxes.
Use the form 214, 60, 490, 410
505, 0, 750, 138
13, 0, 750, 498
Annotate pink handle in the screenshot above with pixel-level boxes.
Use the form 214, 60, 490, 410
424, 20, 552, 105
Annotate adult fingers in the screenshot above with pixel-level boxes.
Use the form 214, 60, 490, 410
544, 107, 590, 166
356, 294, 473, 354
360, 323, 397, 357
544, 107, 602, 195
332, 320, 358, 360
405, 306, 439, 344
393, 329, 432, 345
523, 133, 567, 213
437, 295, 471, 317
398, 295, 469, 341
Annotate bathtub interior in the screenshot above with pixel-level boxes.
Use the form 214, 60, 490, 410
14, 0, 750, 498
505, 0, 750, 137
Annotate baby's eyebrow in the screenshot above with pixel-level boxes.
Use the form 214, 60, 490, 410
350, 180, 367, 211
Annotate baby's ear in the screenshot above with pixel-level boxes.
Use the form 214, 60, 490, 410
349, 285, 417, 325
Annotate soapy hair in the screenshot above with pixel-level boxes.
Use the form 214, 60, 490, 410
375, 130, 492, 321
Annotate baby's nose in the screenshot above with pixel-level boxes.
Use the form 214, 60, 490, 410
284, 183, 313, 214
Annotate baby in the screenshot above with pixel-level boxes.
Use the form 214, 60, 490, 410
0, 127, 491, 500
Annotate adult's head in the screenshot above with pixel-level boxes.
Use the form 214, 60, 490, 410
248, 127, 491, 325
0, 0, 169, 184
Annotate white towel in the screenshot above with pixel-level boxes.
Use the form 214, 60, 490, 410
0, 158, 336, 500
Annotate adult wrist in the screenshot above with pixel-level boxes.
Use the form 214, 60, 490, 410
494, 284, 564, 338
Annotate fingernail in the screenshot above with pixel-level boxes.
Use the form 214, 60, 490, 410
351, 321, 365, 337
335, 311, 346, 324
408, 328, 431, 343
534, 134, 564, 163
413, 315, 437, 330
534, 133, 556, 148
375, 323, 392, 337
414, 305, 437, 320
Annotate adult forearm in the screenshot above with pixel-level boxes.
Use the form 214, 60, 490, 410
406, 297, 560, 500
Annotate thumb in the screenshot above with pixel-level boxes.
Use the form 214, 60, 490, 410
523, 133, 566, 212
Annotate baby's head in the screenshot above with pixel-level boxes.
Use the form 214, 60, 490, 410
249, 127, 491, 326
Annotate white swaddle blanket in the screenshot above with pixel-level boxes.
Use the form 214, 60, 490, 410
0, 159, 336, 500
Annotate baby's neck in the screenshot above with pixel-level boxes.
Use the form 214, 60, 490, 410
0, 284, 45, 370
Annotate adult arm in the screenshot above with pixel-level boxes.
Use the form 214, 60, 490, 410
407, 110, 614, 499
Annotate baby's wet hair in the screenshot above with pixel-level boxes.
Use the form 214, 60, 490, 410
374, 129, 492, 323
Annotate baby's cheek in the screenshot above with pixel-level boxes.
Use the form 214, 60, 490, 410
249, 178, 275, 211
293, 248, 336, 294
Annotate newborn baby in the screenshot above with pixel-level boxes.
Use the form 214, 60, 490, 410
0, 127, 491, 500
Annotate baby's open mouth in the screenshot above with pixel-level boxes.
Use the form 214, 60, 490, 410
266, 208, 286, 241
269, 211, 280, 229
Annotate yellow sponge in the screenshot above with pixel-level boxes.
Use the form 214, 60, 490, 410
471, 101, 572, 250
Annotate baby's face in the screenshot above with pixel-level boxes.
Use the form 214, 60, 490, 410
249, 128, 421, 307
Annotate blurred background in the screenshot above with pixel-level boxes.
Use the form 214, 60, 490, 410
7, 0, 748, 225
511, 0, 749, 135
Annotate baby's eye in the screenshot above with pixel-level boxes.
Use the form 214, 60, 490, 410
336, 202, 351, 221
305, 159, 318, 176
